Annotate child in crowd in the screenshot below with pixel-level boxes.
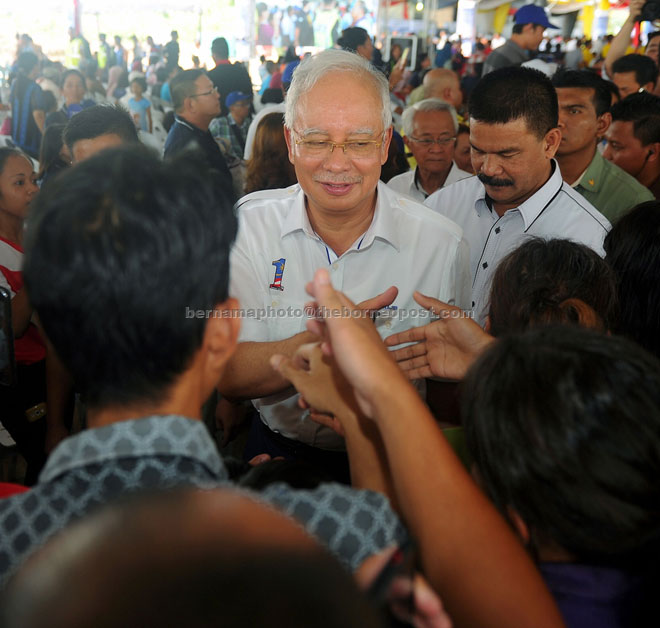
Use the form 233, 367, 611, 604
128, 76, 152, 133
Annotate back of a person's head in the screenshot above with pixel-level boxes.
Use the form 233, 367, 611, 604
211, 37, 229, 59
468, 66, 558, 139
487, 238, 616, 336
170, 68, 204, 111
611, 53, 659, 89
604, 200, 660, 359
23, 147, 237, 411
245, 113, 296, 194
2, 489, 382, 628
462, 326, 660, 570
37, 123, 67, 179
62, 104, 138, 153
337, 27, 369, 53
609, 91, 660, 146
15, 51, 38, 75
551, 69, 612, 116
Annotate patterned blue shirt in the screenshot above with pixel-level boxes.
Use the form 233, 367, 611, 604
0, 415, 404, 587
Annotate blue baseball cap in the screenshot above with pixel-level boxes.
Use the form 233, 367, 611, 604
225, 91, 250, 108
514, 4, 559, 29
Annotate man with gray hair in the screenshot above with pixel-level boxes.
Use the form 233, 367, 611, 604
219, 49, 470, 478
388, 98, 471, 201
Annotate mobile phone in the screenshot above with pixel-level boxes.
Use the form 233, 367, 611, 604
397, 47, 410, 70
0, 286, 16, 387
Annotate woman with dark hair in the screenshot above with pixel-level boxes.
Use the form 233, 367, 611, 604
244, 112, 296, 195
604, 200, 660, 359
45, 69, 95, 127
337, 27, 372, 61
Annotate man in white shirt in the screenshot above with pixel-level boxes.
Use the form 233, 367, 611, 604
220, 49, 470, 477
424, 66, 610, 326
388, 98, 471, 202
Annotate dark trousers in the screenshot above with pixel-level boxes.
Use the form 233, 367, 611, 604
0, 361, 47, 485
244, 414, 351, 485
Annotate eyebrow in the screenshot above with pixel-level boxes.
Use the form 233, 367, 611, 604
470, 142, 519, 155
299, 127, 377, 137
560, 103, 587, 109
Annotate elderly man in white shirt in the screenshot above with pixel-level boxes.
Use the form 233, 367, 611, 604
424, 66, 610, 326
388, 98, 471, 202
220, 50, 470, 478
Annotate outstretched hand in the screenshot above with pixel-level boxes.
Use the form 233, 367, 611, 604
385, 292, 494, 381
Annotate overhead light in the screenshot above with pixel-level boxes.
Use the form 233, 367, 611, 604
416, 2, 424, 11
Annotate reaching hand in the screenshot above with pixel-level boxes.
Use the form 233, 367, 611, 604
629, 0, 645, 20
385, 292, 494, 381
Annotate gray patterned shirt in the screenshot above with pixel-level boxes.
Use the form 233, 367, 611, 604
0, 415, 405, 587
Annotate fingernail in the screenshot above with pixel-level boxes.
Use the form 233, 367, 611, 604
316, 269, 330, 285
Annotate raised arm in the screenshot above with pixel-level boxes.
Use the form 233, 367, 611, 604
604, 0, 645, 78
274, 269, 565, 628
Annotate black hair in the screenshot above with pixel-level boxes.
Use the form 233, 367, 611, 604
41, 90, 57, 114
211, 37, 229, 59
488, 238, 616, 336
170, 69, 204, 111
468, 66, 558, 139
130, 75, 147, 92
457, 122, 469, 136
61, 68, 85, 89
37, 124, 68, 182
463, 326, 660, 572
0, 147, 29, 179
155, 67, 169, 83
604, 200, 660, 360
611, 54, 659, 89
337, 27, 369, 53
15, 51, 38, 75
23, 147, 237, 410
609, 91, 660, 146
603, 78, 620, 104
261, 87, 284, 105
551, 69, 612, 117
63, 104, 139, 153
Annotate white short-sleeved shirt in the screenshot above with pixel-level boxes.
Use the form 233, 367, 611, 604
424, 162, 611, 326
230, 181, 471, 449
387, 163, 472, 203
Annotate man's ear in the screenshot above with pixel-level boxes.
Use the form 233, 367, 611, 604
646, 142, 660, 163
643, 81, 656, 93
284, 125, 295, 164
543, 127, 562, 158
203, 297, 241, 373
596, 111, 612, 138
380, 125, 393, 166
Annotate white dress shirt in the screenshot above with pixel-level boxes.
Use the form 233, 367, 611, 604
387, 162, 472, 202
230, 181, 470, 449
424, 162, 611, 325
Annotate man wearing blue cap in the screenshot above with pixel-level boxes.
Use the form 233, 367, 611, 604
482, 4, 559, 76
210, 91, 253, 160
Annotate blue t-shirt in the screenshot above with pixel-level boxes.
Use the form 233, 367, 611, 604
128, 96, 150, 131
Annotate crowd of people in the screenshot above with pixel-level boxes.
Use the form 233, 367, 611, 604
0, 3, 660, 627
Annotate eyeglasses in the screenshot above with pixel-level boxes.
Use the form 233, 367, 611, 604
192, 86, 218, 98
408, 136, 456, 148
294, 132, 383, 158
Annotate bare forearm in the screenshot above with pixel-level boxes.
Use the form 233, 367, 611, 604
605, 16, 637, 76
372, 385, 565, 628
219, 331, 317, 399
11, 289, 33, 337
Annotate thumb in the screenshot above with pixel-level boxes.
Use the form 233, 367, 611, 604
358, 285, 399, 314
413, 292, 459, 317
270, 353, 306, 388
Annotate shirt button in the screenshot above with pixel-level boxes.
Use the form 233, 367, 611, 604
271, 300, 278, 307
332, 263, 339, 270
385, 321, 392, 329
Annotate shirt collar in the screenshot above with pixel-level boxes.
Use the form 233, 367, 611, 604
474, 160, 563, 231
575, 149, 605, 194
280, 182, 400, 251
40, 415, 226, 482
174, 114, 206, 135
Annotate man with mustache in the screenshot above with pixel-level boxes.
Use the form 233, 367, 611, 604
220, 49, 470, 478
424, 66, 610, 326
